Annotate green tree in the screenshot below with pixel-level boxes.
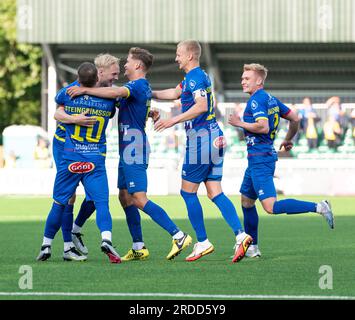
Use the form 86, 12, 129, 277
0, 0, 42, 136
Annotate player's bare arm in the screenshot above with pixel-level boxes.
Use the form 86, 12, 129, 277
154, 96, 207, 132
66, 85, 129, 99
228, 113, 269, 134
279, 110, 300, 151
54, 105, 97, 127
152, 84, 182, 100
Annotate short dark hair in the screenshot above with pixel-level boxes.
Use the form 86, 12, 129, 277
129, 47, 154, 71
77, 62, 98, 87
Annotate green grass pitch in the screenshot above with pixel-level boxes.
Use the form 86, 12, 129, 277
0, 195, 354, 300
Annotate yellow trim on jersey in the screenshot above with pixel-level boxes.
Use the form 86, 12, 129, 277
255, 117, 268, 121
58, 124, 66, 131
124, 87, 130, 98
54, 134, 65, 142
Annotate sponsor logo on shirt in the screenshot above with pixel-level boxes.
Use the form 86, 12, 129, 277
245, 136, 256, 146
189, 80, 196, 89
251, 100, 258, 110
213, 136, 227, 149
68, 162, 95, 173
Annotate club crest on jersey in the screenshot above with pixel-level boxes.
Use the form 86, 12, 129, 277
189, 80, 196, 89
251, 100, 258, 110
83, 95, 90, 100
68, 162, 95, 173
213, 136, 227, 149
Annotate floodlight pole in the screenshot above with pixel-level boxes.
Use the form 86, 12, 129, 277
41, 44, 57, 142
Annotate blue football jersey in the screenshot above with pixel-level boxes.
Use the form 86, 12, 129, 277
180, 67, 219, 132
54, 81, 79, 143
243, 89, 291, 164
55, 87, 117, 162
118, 78, 151, 163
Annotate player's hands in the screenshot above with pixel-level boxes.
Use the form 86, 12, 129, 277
279, 140, 293, 151
154, 118, 176, 132
73, 110, 97, 127
67, 86, 85, 98
228, 113, 242, 127
148, 109, 161, 123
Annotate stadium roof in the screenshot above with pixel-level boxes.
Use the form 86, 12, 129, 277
17, 0, 355, 43
17, 0, 355, 104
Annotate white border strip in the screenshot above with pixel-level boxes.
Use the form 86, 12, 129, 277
0, 292, 354, 300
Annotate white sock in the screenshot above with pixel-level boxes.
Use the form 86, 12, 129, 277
64, 242, 74, 251
101, 231, 112, 242
132, 242, 145, 250
316, 202, 324, 214
199, 239, 211, 246
172, 231, 184, 240
42, 237, 53, 247
72, 223, 82, 234
236, 231, 247, 241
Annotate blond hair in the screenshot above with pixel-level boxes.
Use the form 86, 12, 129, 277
178, 40, 201, 60
94, 53, 120, 69
243, 63, 268, 82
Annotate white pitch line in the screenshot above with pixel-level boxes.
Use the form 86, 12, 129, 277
0, 292, 354, 300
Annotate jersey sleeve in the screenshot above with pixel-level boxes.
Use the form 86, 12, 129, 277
277, 98, 292, 117
54, 88, 66, 105
189, 76, 208, 102
250, 98, 268, 122
123, 81, 139, 99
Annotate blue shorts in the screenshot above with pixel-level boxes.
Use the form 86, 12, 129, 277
53, 159, 108, 205
117, 159, 148, 194
182, 133, 225, 184
52, 138, 93, 202
239, 161, 277, 201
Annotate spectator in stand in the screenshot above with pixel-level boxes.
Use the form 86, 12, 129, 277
305, 112, 318, 150
295, 97, 317, 144
323, 115, 341, 150
34, 137, 51, 168
326, 96, 348, 142
4, 150, 18, 168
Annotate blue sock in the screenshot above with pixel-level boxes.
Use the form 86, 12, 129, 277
61, 204, 73, 242
124, 205, 143, 242
142, 200, 179, 236
44, 202, 65, 239
273, 199, 317, 214
242, 206, 259, 245
75, 199, 96, 227
212, 193, 243, 235
180, 190, 207, 242
95, 201, 112, 232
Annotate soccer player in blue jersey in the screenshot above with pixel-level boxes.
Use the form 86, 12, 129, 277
53, 54, 120, 256
37, 62, 121, 263
228, 63, 334, 258
153, 40, 252, 263
67, 47, 192, 261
